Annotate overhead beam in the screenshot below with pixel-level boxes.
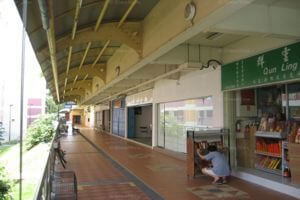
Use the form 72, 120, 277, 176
37, 22, 142, 57
95, 0, 110, 31
38, 0, 60, 102
63, 95, 82, 102
64, 0, 83, 98
65, 88, 85, 96
65, 80, 92, 91
72, 0, 111, 87
91, 62, 203, 104
55, 64, 106, 85
81, 0, 253, 105
91, 40, 110, 68
117, 0, 138, 28
48, 64, 105, 91
44, 62, 106, 80
81, 0, 138, 96
77, 0, 137, 94
41, 46, 118, 65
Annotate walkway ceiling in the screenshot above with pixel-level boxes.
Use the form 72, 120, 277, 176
14, 0, 300, 105
14, 0, 159, 103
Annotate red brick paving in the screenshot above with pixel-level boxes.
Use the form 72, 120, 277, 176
79, 127, 298, 200
55, 134, 151, 200
78, 183, 150, 200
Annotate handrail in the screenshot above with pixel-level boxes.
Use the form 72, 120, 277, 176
33, 122, 60, 200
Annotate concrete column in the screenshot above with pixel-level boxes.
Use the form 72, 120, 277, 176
125, 106, 128, 139
152, 103, 157, 148
90, 106, 95, 128
223, 91, 237, 168
110, 101, 113, 134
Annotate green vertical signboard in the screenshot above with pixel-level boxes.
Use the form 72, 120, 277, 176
222, 41, 300, 90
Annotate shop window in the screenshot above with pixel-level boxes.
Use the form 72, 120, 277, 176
158, 96, 213, 153
174, 110, 184, 123
207, 110, 213, 118
288, 83, 300, 121
200, 110, 205, 118
234, 83, 300, 183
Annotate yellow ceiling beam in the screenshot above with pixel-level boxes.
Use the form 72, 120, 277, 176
64, 80, 92, 91
65, 89, 85, 96
91, 40, 110, 68
63, 95, 82, 102
117, 0, 138, 28
38, 22, 142, 59
46, 0, 60, 102
72, 0, 111, 87
60, 64, 105, 83
75, 0, 138, 104
64, 0, 83, 98
95, 0, 111, 31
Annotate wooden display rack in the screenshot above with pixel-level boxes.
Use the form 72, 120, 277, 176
186, 129, 229, 178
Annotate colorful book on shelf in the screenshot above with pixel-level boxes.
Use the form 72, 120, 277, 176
273, 159, 281, 169
256, 140, 282, 155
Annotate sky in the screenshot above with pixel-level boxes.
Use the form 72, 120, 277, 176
0, 0, 46, 139
0, 0, 45, 97
0, 0, 46, 99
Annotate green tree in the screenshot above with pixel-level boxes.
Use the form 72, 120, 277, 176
0, 123, 5, 145
0, 165, 12, 200
45, 94, 63, 114
25, 114, 56, 150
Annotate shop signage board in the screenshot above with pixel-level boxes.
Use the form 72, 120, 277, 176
64, 101, 75, 109
222, 41, 300, 90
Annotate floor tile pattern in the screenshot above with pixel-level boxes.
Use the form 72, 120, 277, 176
79, 128, 298, 200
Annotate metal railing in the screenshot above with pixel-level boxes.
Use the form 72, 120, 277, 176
33, 124, 60, 200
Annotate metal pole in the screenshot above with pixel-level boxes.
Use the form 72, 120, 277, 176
20, 0, 28, 199
28, 104, 32, 126
9, 104, 12, 142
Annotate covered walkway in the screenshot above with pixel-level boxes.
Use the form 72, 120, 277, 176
57, 127, 297, 200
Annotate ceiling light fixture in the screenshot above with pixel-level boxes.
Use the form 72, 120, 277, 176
184, 2, 196, 21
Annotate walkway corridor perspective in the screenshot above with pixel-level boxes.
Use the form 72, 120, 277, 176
56, 127, 298, 200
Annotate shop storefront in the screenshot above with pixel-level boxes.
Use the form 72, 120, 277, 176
222, 41, 300, 189
126, 90, 153, 146
153, 66, 223, 153
158, 97, 214, 153
112, 99, 125, 137
94, 105, 110, 133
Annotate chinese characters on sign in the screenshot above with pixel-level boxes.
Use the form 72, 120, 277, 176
222, 42, 300, 90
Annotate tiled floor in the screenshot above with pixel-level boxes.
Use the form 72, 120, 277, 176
56, 134, 158, 200
55, 128, 298, 200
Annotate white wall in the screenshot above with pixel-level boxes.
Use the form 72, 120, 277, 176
126, 89, 153, 106
153, 67, 224, 128
222, 36, 295, 64
95, 105, 109, 112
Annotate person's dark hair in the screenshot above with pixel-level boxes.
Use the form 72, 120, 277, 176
207, 145, 217, 152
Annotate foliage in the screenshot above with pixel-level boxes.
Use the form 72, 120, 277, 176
0, 141, 18, 157
0, 165, 12, 200
25, 114, 55, 150
45, 93, 63, 114
0, 123, 5, 145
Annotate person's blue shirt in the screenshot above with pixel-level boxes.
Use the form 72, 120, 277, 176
204, 151, 230, 176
